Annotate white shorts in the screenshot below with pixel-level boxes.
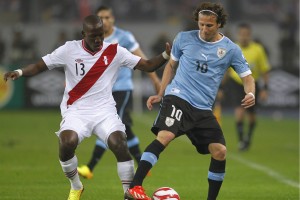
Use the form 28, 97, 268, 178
56, 107, 126, 146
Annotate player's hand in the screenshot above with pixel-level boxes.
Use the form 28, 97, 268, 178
147, 95, 162, 110
4, 71, 20, 82
241, 93, 255, 108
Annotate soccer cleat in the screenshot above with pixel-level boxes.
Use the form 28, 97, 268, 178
124, 186, 152, 200
77, 165, 93, 179
67, 187, 84, 200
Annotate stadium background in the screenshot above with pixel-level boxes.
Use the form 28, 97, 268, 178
0, 0, 299, 199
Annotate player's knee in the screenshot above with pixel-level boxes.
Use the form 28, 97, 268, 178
59, 131, 78, 150
156, 131, 175, 146
108, 131, 131, 161
211, 144, 227, 160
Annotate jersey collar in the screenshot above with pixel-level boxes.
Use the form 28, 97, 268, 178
198, 31, 225, 44
81, 40, 102, 56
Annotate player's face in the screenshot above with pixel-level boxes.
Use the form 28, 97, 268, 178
238, 27, 251, 47
198, 14, 220, 42
97, 10, 114, 35
83, 24, 104, 52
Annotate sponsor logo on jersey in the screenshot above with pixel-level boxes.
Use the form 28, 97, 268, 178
0, 68, 14, 108
75, 59, 83, 63
217, 47, 226, 59
165, 117, 175, 127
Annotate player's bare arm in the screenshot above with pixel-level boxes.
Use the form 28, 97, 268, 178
134, 42, 171, 72
147, 59, 178, 110
132, 47, 161, 93
241, 74, 256, 108
4, 60, 48, 81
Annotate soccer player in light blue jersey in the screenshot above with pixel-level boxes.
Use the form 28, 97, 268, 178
125, 2, 255, 200
78, 6, 161, 180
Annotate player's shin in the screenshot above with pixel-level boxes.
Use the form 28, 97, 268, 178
127, 137, 142, 162
207, 157, 226, 200
60, 155, 83, 190
117, 160, 135, 192
130, 139, 165, 188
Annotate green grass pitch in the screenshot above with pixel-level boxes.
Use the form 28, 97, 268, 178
0, 110, 299, 199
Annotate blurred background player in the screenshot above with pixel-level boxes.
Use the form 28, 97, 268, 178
77, 5, 161, 179
228, 23, 270, 151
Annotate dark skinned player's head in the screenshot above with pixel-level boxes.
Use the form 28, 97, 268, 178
82, 15, 105, 52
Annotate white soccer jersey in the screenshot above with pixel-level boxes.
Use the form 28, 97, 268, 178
42, 40, 141, 114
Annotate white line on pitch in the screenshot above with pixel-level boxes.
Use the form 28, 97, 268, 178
135, 113, 300, 189
229, 153, 300, 189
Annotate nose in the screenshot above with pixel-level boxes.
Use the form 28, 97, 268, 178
202, 25, 208, 32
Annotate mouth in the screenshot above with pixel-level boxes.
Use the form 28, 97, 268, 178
94, 44, 101, 50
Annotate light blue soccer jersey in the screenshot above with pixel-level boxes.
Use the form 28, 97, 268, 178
105, 26, 139, 91
166, 30, 251, 110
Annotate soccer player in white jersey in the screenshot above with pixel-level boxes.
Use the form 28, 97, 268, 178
125, 2, 255, 200
4, 15, 170, 200
77, 6, 160, 179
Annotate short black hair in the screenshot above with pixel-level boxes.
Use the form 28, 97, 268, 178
95, 5, 113, 14
193, 2, 228, 28
83, 15, 102, 31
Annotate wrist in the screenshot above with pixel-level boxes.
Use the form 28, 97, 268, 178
162, 51, 170, 60
14, 69, 23, 77
247, 92, 255, 99
157, 94, 163, 98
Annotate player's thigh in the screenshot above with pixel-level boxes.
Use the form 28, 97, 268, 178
187, 128, 225, 155
56, 112, 93, 144
151, 95, 185, 136
93, 112, 126, 147
186, 112, 225, 154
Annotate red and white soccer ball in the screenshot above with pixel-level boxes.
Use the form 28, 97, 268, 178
152, 187, 180, 200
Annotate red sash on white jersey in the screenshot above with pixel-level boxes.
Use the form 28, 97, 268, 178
67, 44, 118, 106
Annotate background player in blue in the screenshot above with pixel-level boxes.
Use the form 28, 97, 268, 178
125, 2, 255, 200
77, 6, 161, 179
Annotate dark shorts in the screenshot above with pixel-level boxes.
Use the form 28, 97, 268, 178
113, 90, 133, 126
228, 78, 259, 113
151, 95, 225, 154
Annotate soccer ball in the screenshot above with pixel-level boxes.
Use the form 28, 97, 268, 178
152, 187, 180, 200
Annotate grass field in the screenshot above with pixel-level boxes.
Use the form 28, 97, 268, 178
0, 110, 299, 200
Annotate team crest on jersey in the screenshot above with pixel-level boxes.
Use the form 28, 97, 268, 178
165, 117, 175, 127
75, 59, 83, 63
217, 48, 226, 59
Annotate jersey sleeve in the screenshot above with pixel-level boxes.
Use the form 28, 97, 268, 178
42, 43, 67, 70
122, 31, 140, 52
117, 45, 141, 69
170, 32, 182, 61
230, 45, 252, 78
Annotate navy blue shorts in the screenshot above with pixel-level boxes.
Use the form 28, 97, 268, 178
151, 95, 226, 154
